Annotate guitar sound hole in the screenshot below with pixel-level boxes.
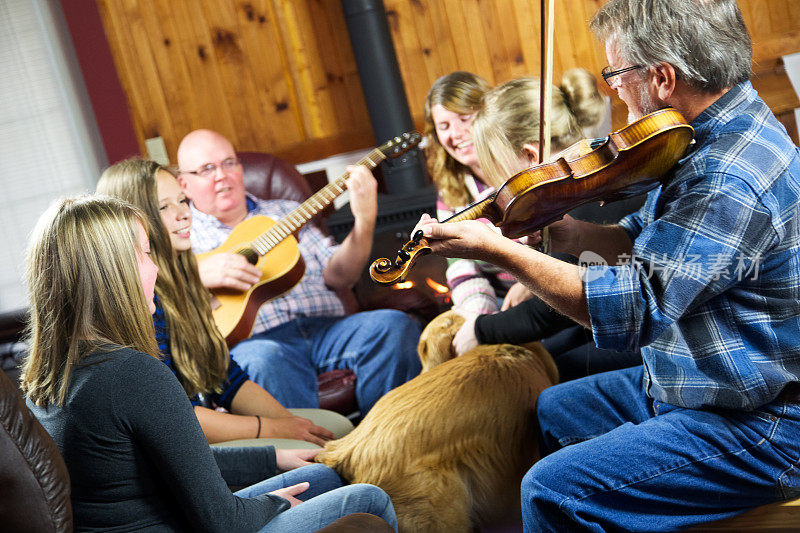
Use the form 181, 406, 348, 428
238, 248, 259, 265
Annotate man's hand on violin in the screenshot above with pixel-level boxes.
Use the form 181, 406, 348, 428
198, 252, 262, 291
417, 215, 506, 261
523, 215, 580, 255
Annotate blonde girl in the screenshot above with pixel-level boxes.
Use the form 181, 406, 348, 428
97, 159, 349, 445
22, 195, 396, 531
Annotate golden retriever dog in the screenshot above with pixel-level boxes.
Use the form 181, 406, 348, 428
316, 310, 558, 532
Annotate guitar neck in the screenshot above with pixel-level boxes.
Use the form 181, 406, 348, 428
253, 148, 386, 253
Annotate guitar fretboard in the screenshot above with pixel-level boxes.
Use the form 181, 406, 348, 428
244, 148, 386, 256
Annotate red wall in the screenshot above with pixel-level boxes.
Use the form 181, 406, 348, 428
58, 0, 139, 163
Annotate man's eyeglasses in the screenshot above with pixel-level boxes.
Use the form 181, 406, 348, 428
601, 64, 643, 86
180, 157, 240, 178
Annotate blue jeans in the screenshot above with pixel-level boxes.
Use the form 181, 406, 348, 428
231, 310, 421, 414
523, 366, 800, 532
235, 463, 397, 532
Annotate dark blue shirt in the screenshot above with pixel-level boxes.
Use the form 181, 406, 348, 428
153, 294, 248, 410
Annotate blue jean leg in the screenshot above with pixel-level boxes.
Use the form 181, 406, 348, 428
234, 463, 343, 501
524, 367, 800, 532
235, 464, 398, 532
230, 321, 319, 408
537, 365, 652, 456
303, 310, 422, 414
232, 311, 421, 412
258, 484, 397, 533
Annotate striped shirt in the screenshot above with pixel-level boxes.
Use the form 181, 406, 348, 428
189, 194, 345, 332
152, 294, 248, 410
437, 175, 516, 314
585, 81, 800, 410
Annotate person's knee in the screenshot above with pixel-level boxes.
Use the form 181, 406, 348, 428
536, 386, 557, 418
369, 310, 421, 338
521, 459, 569, 521
347, 483, 392, 510
303, 463, 342, 487
231, 340, 284, 375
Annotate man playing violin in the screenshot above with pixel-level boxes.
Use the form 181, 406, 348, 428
416, 0, 800, 529
177, 129, 421, 415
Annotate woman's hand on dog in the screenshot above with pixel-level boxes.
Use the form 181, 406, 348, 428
452, 309, 480, 356
270, 481, 310, 507
276, 448, 320, 471
501, 282, 534, 311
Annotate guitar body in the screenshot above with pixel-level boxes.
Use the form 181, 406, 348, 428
197, 215, 306, 347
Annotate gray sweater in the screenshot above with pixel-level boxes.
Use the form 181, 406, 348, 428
27, 346, 288, 532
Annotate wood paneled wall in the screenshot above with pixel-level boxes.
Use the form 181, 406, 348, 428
97, 0, 800, 165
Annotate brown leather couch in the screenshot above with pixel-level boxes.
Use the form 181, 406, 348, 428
0, 366, 72, 532
238, 151, 359, 416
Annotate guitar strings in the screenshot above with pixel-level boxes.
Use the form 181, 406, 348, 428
243, 148, 386, 258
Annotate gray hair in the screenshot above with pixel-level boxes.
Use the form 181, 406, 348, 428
590, 0, 751, 93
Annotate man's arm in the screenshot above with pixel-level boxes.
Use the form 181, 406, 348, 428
540, 215, 634, 264
421, 217, 591, 326
322, 165, 377, 290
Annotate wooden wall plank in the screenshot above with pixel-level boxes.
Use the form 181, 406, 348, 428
233, 0, 305, 150
168, 0, 239, 148
512, 0, 542, 79
96, 0, 800, 164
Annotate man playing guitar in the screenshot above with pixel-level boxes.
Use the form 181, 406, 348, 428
177, 129, 421, 415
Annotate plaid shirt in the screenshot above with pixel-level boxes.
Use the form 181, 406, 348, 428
585, 81, 800, 410
190, 194, 345, 333
152, 294, 248, 410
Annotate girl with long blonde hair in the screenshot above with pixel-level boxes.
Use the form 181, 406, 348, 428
22, 194, 396, 532
96, 158, 349, 445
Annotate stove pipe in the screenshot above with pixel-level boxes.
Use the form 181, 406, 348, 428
341, 0, 427, 194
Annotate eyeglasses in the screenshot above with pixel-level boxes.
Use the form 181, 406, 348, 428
601, 64, 643, 86
180, 157, 240, 178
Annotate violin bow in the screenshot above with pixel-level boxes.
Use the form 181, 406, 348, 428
539, 0, 555, 254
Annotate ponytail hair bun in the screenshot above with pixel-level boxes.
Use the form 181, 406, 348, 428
560, 68, 606, 129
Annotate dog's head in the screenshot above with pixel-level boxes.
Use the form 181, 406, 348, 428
417, 310, 465, 372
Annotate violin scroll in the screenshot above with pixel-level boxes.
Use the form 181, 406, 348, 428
369, 231, 431, 285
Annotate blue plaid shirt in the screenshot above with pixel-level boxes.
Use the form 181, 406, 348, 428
152, 294, 248, 410
189, 194, 345, 333
585, 81, 800, 410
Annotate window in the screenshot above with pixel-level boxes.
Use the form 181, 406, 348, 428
0, 0, 105, 313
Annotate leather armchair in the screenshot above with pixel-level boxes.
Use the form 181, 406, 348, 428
0, 367, 72, 532
238, 152, 358, 416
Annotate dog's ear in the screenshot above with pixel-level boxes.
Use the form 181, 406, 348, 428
418, 311, 465, 372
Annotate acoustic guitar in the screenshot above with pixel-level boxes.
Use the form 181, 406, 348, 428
200, 132, 422, 346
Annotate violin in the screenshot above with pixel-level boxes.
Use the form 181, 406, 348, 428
369, 107, 694, 285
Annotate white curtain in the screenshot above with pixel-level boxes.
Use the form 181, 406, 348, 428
0, 0, 105, 313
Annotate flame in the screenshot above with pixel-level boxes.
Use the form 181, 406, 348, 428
392, 281, 415, 290
425, 278, 449, 294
